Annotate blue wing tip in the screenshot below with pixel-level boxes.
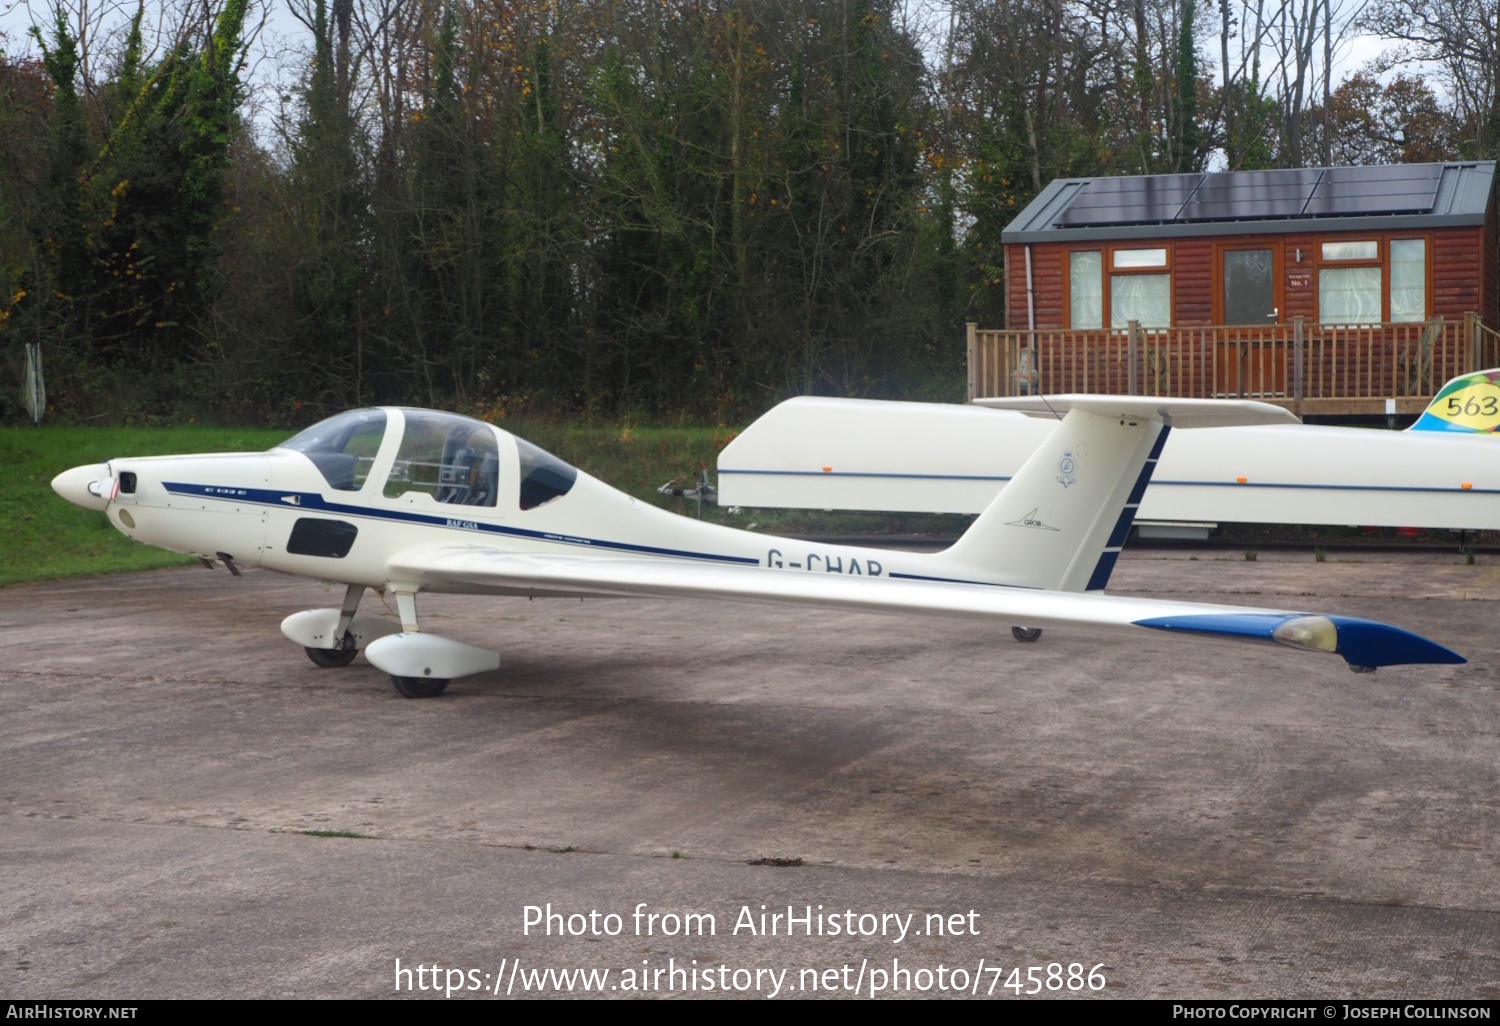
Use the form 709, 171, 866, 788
1135, 613, 1466, 668
1326, 616, 1467, 667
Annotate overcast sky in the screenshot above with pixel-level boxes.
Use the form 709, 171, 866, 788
0, 0, 1413, 149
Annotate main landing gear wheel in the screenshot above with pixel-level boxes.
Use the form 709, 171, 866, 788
391, 675, 450, 698
1011, 626, 1043, 643
305, 631, 358, 667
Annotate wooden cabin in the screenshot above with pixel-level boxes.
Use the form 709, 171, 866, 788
974, 162, 1500, 415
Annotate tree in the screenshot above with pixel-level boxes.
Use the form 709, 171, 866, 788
1362, 0, 1500, 156
1323, 71, 1458, 166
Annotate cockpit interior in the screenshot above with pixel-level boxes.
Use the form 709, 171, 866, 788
277, 408, 578, 511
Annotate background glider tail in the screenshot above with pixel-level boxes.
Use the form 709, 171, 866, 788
934, 406, 1166, 592
1408, 368, 1500, 434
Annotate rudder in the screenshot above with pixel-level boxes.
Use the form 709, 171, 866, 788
934, 408, 1168, 592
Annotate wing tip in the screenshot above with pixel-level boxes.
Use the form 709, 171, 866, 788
1133, 612, 1466, 668
1326, 616, 1467, 667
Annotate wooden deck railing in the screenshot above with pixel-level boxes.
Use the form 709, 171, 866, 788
966, 314, 1500, 415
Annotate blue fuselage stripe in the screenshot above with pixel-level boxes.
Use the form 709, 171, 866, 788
718, 469, 1013, 482
161, 483, 760, 565
889, 571, 1036, 590
721, 469, 1495, 497
1152, 479, 1500, 495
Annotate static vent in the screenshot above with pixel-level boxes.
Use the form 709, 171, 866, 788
286, 518, 359, 559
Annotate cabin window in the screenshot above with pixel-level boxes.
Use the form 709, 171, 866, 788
1319, 267, 1383, 325
1068, 246, 1172, 329
383, 410, 499, 507
1317, 238, 1383, 325
1069, 251, 1104, 329
1112, 248, 1167, 269
277, 409, 387, 491
516, 438, 579, 510
1110, 274, 1171, 329
1390, 239, 1426, 322
286, 518, 359, 559
1321, 240, 1378, 262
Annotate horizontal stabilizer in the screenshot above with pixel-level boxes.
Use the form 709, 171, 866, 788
973, 395, 1299, 428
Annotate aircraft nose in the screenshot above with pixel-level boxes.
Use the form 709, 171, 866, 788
52, 463, 114, 511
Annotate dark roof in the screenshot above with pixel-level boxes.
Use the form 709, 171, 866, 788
1001, 162, 1496, 244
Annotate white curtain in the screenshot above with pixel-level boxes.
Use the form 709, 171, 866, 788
1111, 273, 1171, 329
1070, 251, 1103, 329
1390, 240, 1425, 322
1319, 266, 1382, 325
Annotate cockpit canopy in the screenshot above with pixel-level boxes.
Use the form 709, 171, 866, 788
515, 436, 578, 510
276, 408, 579, 510
383, 409, 500, 507
278, 409, 386, 491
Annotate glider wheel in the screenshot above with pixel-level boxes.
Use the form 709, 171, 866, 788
391, 675, 451, 698
305, 632, 358, 668
1011, 626, 1043, 643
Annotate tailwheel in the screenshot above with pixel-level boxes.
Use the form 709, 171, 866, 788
1011, 626, 1043, 643
306, 631, 358, 668
391, 675, 450, 699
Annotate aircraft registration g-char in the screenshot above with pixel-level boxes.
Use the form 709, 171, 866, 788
51, 396, 1464, 698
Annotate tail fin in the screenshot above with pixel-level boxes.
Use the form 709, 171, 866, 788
1410, 369, 1500, 434
936, 396, 1297, 592
934, 408, 1164, 591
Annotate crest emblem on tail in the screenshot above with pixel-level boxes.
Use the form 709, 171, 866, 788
1057, 452, 1077, 488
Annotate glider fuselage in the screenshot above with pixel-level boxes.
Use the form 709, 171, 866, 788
50, 402, 1466, 691
67, 421, 948, 596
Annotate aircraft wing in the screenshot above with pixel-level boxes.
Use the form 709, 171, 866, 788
973, 394, 1301, 428
386, 545, 1463, 669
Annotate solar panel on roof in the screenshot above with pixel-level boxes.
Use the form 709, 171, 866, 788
1054, 173, 1203, 227
1047, 163, 1449, 228
1305, 164, 1440, 216
1177, 168, 1321, 221
1319, 164, 1442, 183
1302, 191, 1439, 216
1313, 179, 1443, 198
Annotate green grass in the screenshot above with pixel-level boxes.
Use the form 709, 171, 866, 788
1, 425, 289, 587
297, 829, 371, 839
1, 421, 965, 588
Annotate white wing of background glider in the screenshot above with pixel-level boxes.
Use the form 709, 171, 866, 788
386, 546, 1463, 669
973, 394, 1302, 428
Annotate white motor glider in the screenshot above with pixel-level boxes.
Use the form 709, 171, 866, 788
718, 369, 1500, 531
52, 399, 1463, 697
